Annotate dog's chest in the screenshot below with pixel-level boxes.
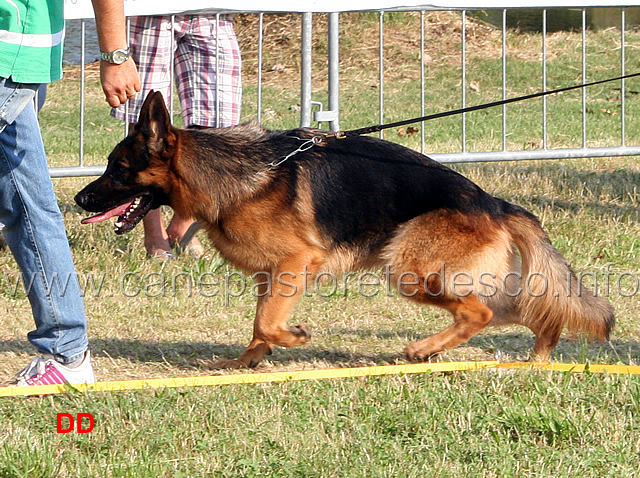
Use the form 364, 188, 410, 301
204, 220, 290, 273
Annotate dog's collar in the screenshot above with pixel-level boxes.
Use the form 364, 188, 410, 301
269, 135, 325, 169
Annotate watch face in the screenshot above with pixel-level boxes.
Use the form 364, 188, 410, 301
113, 50, 128, 64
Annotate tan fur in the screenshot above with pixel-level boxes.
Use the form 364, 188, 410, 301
505, 213, 614, 359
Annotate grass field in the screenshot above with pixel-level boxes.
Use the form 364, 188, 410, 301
1, 11, 640, 477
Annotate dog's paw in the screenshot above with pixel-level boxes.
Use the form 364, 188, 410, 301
211, 358, 248, 370
291, 324, 312, 344
404, 343, 442, 363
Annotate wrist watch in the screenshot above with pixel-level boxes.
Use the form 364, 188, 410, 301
100, 48, 131, 65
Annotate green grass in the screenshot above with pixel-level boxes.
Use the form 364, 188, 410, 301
1, 372, 640, 477
2, 11, 640, 476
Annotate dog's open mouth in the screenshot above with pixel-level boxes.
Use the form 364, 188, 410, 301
80, 195, 154, 235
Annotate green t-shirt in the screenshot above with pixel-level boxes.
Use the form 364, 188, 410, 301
0, 0, 64, 83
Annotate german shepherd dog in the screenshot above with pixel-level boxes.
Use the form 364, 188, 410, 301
75, 91, 614, 368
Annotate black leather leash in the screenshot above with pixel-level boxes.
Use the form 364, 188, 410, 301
320, 71, 640, 142
273, 72, 640, 168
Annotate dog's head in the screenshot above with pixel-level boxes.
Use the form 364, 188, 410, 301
75, 91, 177, 234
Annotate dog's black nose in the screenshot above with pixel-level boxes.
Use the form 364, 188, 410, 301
74, 190, 92, 208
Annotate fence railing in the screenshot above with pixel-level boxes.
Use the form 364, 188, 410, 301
54, 1, 640, 177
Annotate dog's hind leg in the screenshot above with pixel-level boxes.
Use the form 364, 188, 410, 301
525, 321, 563, 361
384, 210, 512, 361
214, 254, 325, 369
403, 296, 494, 361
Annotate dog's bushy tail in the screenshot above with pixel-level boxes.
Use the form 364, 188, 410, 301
504, 206, 614, 348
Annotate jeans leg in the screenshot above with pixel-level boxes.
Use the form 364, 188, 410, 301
0, 79, 88, 364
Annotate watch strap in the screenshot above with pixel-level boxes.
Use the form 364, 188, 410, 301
100, 48, 130, 64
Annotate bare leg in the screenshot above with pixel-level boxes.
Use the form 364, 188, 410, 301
142, 208, 172, 257
166, 213, 204, 257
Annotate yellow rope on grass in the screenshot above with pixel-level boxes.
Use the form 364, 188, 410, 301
0, 361, 497, 397
1, 360, 639, 398
497, 362, 640, 375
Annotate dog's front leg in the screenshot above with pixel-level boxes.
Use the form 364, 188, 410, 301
214, 255, 324, 369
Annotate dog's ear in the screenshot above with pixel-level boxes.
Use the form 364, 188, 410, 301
136, 90, 174, 156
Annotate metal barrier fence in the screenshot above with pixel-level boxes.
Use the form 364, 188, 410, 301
53, 3, 640, 177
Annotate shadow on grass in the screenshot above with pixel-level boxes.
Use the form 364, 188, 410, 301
528, 196, 640, 223
472, 163, 640, 222
466, 332, 640, 363
0, 337, 397, 369
2, 332, 639, 369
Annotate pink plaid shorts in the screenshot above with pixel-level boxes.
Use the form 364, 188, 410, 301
112, 15, 242, 128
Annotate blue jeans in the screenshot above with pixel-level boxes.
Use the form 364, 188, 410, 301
0, 78, 88, 364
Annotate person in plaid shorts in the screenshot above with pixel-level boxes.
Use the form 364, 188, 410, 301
112, 14, 242, 259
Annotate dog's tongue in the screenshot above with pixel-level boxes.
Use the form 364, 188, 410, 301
81, 200, 134, 224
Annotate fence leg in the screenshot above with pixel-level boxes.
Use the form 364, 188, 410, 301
300, 12, 313, 127
315, 12, 340, 132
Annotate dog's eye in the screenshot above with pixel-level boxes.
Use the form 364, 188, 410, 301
108, 166, 132, 187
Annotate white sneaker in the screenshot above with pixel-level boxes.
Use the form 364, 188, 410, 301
15, 350, 95, 386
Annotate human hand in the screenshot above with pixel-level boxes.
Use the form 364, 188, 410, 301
100, 59, 141, 107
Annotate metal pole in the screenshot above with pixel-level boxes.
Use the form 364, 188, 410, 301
582, 8, 587, 147
542, 9, 548, 149
170, 15, 176, 122
79, 20, 86, 166
501, 9, 507, 151
327, 12, 340, 132
621, 8, 626, 146
300, 13, 313, 127
379, 11, 384, 138
461, 10, 467, 152
215, 14, 221, 128
124, 17, 130, 136
420, 10, 425, 154
257, 13, 264, 125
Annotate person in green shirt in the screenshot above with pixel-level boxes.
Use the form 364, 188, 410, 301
0, 0, 140, 386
